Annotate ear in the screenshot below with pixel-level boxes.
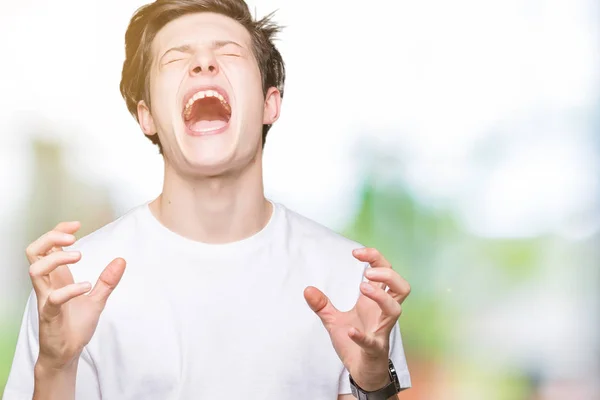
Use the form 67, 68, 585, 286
137, 100, 157, 137
263, 87, 281, 126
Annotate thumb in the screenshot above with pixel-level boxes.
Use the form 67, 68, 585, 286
88, 258, 126, 307
304, 286, 339, 329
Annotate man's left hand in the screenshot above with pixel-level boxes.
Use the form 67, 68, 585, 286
304, 247, 411, 391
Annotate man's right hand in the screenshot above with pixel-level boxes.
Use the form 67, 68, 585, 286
26, 221, 126, 374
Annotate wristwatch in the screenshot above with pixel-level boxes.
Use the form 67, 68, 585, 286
349, 359, 404, 400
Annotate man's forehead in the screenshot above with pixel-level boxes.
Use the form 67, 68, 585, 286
153, 12, 251, 53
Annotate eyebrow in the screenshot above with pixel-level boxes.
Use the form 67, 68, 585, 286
160, 40, 244, 62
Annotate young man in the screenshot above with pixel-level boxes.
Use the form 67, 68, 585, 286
4, 1, 412, 399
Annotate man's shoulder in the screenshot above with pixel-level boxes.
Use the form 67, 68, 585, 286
282, 204, 362, 246
278, 203, 365, 260
278, 203, 367, 310
72, 203, 147, 252
64, 203, 148, 281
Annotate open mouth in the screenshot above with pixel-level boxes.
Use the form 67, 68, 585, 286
182, 89, 232, 134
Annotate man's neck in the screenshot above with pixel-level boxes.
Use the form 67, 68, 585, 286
149, 157, 272, 244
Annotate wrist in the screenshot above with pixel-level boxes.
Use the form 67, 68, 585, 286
352, 374, 391, 392
351, 359, 390, 391
35, 356, 78, 379
350, 359, 403, 399
33, 358, 79, 400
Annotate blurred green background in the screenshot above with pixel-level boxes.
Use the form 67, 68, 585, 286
1, 0, 598, 399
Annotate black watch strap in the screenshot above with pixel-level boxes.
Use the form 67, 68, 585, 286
350, 379, 398, 400
349, 359, 403, 400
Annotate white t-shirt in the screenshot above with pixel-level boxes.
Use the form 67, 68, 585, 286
4, 201, 411, 399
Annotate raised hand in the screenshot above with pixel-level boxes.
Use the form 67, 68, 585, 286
304, 248, 410, 391
26, 221, 126, 372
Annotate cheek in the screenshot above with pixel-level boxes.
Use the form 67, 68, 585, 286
151, 82, 178, 122
249, 80, 268, 121
152, 67, 181, 102
227, 61, 264, 106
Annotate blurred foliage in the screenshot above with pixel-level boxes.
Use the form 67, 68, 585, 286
474, 239, 544, 280
343, 178, 459, 357
342, 172, 562, 399
0, 327, 18, 396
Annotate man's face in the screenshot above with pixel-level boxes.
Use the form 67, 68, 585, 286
138, 12, 281, 176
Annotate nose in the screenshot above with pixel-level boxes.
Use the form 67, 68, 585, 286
189, 49, 219, 77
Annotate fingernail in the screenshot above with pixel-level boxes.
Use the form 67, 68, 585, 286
66, 251, 80, 258
80, 282, 92, 290
365, 269, 375, 278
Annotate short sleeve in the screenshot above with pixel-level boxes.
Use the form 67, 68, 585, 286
3, 290, 101, 400
338, 322, 412, 395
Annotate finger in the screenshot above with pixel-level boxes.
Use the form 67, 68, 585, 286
364, 268, 411, 303
88, 258, 126, 307
29, 251, 81, 291
348, 326, 382, 356
29, 251, 81, 278
360, 282, 402, 319
303, 286, 340, 330
25, 229, 78, 264
352, 247, 392, 270
53, 221, 81, 235
43, 281, 92, 318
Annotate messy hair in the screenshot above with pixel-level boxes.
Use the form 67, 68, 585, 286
119, 0, 286, 153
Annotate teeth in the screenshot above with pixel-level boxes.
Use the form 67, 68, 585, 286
183, 89, 230, 119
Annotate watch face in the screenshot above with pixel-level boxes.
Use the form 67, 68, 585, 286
388, 359, 402, 391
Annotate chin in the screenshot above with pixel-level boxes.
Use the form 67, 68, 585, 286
179, 135, 262, 178
180, 138, 236, 172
